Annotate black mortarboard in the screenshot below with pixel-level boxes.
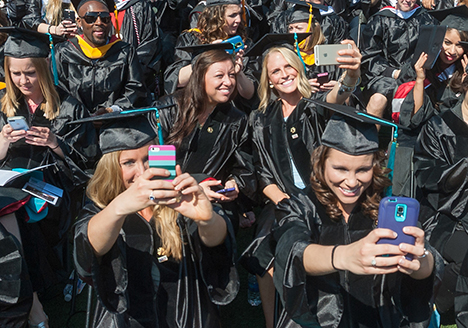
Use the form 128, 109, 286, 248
0, 27, 64, 58
244, 33, 311, 57
206, 0, 240, 6
71, 0, 115, 12
69, 108, 163, 154
285, 0, 326, 24
177, 42, 237, 58
411, 25, 447, 69
429, 6, 468, 32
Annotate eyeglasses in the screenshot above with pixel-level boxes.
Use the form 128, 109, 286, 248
79, 11, 111, 24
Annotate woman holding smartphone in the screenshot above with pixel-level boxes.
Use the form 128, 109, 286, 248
157, 47, 256, 231
164, 0, 255, 112
273, 114, 438, 327
0, 29, 95, 327
241, 37, 361, 328
73, 114, 238, 327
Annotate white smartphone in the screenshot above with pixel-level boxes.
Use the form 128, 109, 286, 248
7, 116, 29, 131
314, 44, 352, 66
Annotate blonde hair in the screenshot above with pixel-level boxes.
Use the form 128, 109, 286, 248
87, 149, 183, 260
258, 47, 312, 112
1, 57, 60, 120
46, 0, 75, 25
298, 20, 325, 53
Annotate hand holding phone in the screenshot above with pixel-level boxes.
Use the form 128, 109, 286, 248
314, 44, 352, 66
7, 116, 29, 131
148, 145, 177, 181
377, 196, 420, 260
316, 72, 329, 85
222, 35, 245, 54
216, 187, 235, 194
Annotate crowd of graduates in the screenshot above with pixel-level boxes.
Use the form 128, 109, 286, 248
0, 0, 467, 326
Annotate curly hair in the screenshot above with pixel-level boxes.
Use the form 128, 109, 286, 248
196, 4, 247, 43
310, 145, 391, 221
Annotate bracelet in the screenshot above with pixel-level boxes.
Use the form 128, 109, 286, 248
338, 73, 361, 93
47, 25, 51, 34
418, 248, 429, 259
331, 245, 340, 271
51, 143, 60, 150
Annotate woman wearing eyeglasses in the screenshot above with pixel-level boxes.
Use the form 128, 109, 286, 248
53, 0, 149, 115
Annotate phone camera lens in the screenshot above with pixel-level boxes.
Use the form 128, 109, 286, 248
398, 207, 404, 213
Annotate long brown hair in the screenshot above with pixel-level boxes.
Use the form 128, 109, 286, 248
87, 149, 183, 260
294, 20, 325, 53
310, 145, 391, 221
447, 29, 468, 94
166, 49, 236, 147
1, 57, 60, 120
197, 4, 247, 43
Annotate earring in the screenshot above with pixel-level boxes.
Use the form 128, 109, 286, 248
269, 82, 274, 89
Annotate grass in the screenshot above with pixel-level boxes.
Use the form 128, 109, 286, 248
41, 224, 266, 328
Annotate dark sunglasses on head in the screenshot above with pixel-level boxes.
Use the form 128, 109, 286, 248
80, 11, 111, 24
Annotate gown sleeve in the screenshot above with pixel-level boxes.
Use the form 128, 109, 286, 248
163, 31, 199, 94
22, 0, 44, 30
272, 193, 321, 324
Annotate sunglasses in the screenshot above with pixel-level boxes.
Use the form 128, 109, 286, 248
80, 11, 111, 24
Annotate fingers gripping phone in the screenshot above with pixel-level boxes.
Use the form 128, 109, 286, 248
148, 145, 177, 181
314, 44, 352, 66
377, 196, 420, 260
63, 9, 76, 22
7, 116, 29, 131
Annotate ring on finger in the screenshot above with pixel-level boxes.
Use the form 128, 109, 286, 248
371, 258, 377, 268
149, 190, 155, 202
418, 248, 429, 259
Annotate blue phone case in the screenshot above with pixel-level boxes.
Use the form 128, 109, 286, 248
377, 196, 420, 260
222, 35, 245, 54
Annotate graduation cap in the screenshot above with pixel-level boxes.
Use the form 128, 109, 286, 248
285, 0, 327, 25
244, 33, 311, 57
411, 25, 447, 69
69, 108, 165, 154
304, 98, 405, 196
206, 0, 240, 6
71, 0, 115, 12
429, 6, 468, 32
177, 42, 237, 58
0, 27, 65, 85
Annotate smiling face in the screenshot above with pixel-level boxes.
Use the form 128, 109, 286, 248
439, 28, 465, 67
266, 51, 300, 98
8, 57, 41, 100
395, 0, 417, 11
204, 59, 236, 106
78, 1, 111, 47
119, 145, 149, 190
324, 148, 374, 214
222, 4, 242, 36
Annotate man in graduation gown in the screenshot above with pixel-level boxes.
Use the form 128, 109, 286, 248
54, 0, 149, 115
360, 0, 437, 118
111, 0, 163, 95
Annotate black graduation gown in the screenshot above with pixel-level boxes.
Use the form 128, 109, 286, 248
54, 37, 149, 114
22, 0, 43, 30
272, 191, 441, 328
361, 6, 437, 98
155, 95, 257, 202
239, 97, 326, 275
413, 99, 468, 255
74, 203, 239, 328
115, 0, 162, 90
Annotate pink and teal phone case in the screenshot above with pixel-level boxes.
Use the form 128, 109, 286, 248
148, 145, 176, 181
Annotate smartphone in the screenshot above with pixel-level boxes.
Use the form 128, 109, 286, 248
7, 116, 29, 131
222, 35, 245, 54
377, 196, 420, 260
148, 145, 176, 181
314, 44, 352, 66
216, 187, 235, 194
63, 9, 75, 22
316, 72, 329, 85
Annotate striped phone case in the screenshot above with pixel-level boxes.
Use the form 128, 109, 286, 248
148, 145, 176, 181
